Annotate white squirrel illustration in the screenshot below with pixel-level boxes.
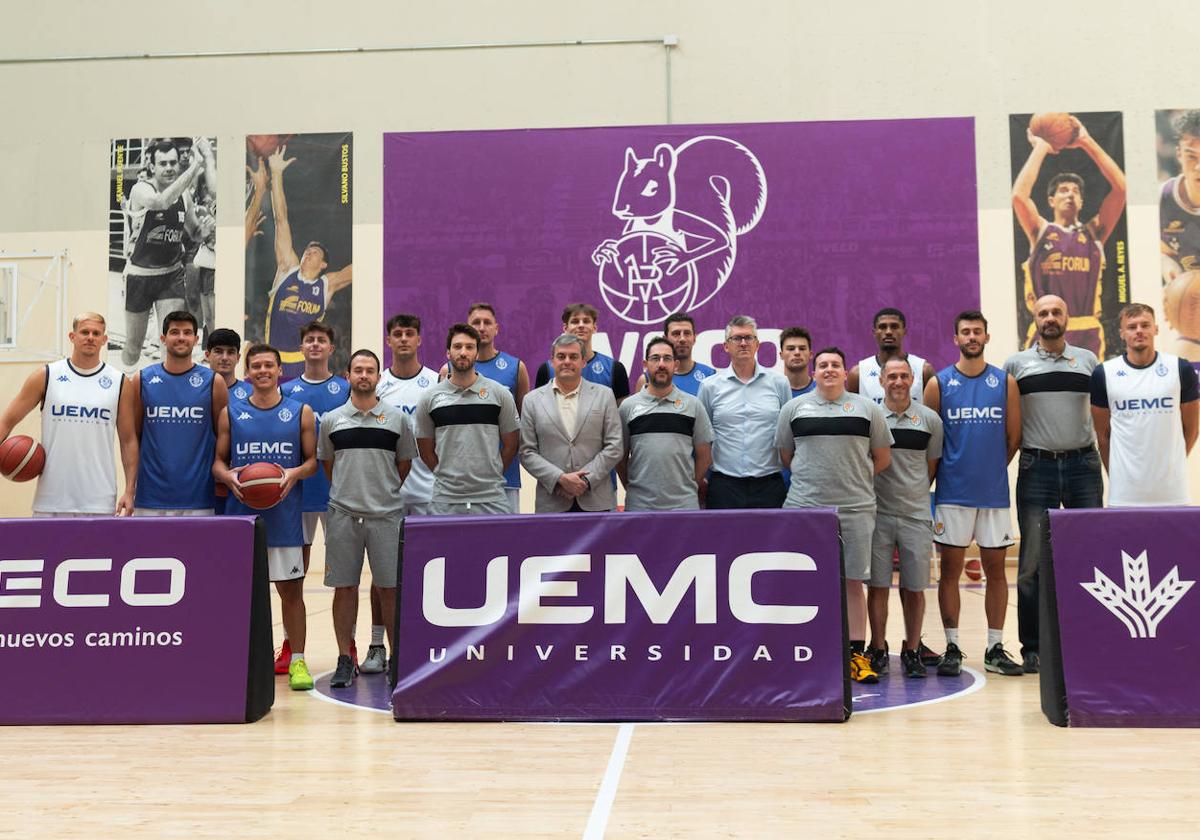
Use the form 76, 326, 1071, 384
592, 135, 767, 315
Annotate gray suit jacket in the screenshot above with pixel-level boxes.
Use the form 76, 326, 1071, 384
519, 379, 623, 512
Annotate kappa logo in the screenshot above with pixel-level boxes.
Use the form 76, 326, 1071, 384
188, 372, 204, 388
1116, 370, 1127, 377
947, 376, 961, 388
1081, 550, 1194, 639
591, 135, 767, 325
289, 384, 305, 393
56, 375, 70, 382
237, 411, 251, 421
148, 376, 163, 385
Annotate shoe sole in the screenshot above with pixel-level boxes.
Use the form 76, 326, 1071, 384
289, 682, 314, 691
936, 666, 961, 677
330, 679, 354, 689
985, 664, 1024, 676
359, 664, 385, 675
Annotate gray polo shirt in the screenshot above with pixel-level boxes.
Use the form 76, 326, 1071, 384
414, 374, 519, 504
874, 401, 942, 520
318, 399, 418, 517
777, 389, 893, 511
619, 386, 714, 511
1004, 343, 1098, 451
698, 363, 792, 477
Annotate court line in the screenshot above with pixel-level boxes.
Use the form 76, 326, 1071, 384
582, 722, 635, 840
306, 670, 393, 715
853, 664, 988, 715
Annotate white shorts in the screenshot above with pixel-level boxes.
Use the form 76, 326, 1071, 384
933, 505, 1014, 549
133, 508, 215, 517
302, 511, 325, 545
505, 488, 521, 514
267, 546, 306, 582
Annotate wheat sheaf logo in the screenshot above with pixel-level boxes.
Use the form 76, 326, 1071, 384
1081, 550, 1194, 639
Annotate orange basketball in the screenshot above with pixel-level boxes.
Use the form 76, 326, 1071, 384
238, 461, 286, 510
245, 134, 294, 160
965, 558, 983, 582
1165, 270, 1200, 339
1029, 112, 1079, 152
0, 435, 46, 482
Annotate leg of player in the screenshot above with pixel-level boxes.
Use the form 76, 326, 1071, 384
936, 545, 965, 676
122, 308, 151, 369
360, 584, 388, 674
275, 578, 310, 690
899, 588, 926, 677
981, 548, 1023, 676
866, 585, 890, 675
330, 585, 359, 688
376, 587, 397, 653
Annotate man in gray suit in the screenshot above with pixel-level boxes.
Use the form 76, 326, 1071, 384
520, 333, 623, 512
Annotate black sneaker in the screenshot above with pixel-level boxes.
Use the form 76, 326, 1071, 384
985, 644, 1024, 676
866, 643, 889, 676
1022, 651, 1040, 674
937, 643, 964, 677
330, 654, 357, 688
899, 647, 927, 679
918, 641, 942, 668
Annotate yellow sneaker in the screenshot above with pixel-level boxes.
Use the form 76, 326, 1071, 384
288, 658, 314, 691
849, 651, 879, 684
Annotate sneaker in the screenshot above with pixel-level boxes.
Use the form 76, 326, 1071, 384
937, 643, 964, 677
274, 638, 292, 675
329, 654, 357, 689
1022, 651, 1040, 674
360, 644, 388, 674
918, 641, 942, 668
866, 643, 889, 675
900, 647, 927, 678
849, 651, 879, 684
985, 644, 1024, 676
288, 658, 314, 691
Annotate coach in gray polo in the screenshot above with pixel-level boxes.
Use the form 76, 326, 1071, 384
415, 323, 520, 516
619, 336, 714, 510
778, 346, 892, 683
318, 349, 417, 688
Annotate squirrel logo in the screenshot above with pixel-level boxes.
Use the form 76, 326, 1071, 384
591, 135, 767, 325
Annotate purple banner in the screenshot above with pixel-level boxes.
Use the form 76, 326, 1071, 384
0, 517, 256, 724
384, 119, 979, 381
391, 509, 847, 722
1050, 508, 1200, 727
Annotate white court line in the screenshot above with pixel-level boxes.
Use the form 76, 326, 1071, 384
306, 670, 393, 715
583, 722, 635, 840
853, 664, 988, 715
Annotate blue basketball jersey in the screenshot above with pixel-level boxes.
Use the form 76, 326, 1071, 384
229, 379, 253, 404
135, 364, 217, 509
792, 380, 817, 399
674, 362, 716, 396
285, 374, 349, 512
476, 351, 522, 488
934, 364, 1010, 508
224, 396, 305, 547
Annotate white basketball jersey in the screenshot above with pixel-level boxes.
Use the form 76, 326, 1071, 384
34, 359, 122, 514
1103, 353, 1189, 507
377, 366, 438, 505
858, 353, 926, 404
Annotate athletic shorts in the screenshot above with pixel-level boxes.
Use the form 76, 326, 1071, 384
837, 508, 876, 582
870, 513, 932, 590
429, 498, 512, 516
125, 266, 186, 314
267, 546, 305, 582
133, 508, 215, 517
504, 488, 521, 514
324, 508, 400, 588
302, 511, 325, 546
403, 501, 431, 517
197, 266, 215, 295
933, 504, 1014, 549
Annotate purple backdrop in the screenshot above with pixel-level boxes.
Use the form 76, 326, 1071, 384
1050, 508, 1200, 727
0, 517, 256, 724
391, 509, 847, 722
383, 118, 979, 381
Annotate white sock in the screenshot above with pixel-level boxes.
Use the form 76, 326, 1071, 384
290, 651, 304, 664
371, 625, 385, 646
945, 628, 959, 646
987, 629, 1003, 650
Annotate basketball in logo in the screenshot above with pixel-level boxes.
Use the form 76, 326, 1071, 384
598, 231, 700, 326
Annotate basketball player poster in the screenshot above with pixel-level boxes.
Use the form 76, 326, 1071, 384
1009, 111, 1129, 359
108, 136, 218, 373
244, 132, 353, 380
382, 120, 981, 384
1155, 110, 1200, 363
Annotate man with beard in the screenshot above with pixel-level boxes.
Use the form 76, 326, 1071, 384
1004, 295, 1102, 674
619, 336, 713, 510
848, 308, 934, 404
924, 311, 1024, 678
534, 303, 630, 402
632, 312, 716, 396
779, 327, 816, 397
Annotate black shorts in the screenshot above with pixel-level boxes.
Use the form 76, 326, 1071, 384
197, 266, 215, 296
125, 266, 186, 313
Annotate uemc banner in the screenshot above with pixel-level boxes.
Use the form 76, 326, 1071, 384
1050, 508, 1200, 727
0, 517, 260, 724
392, 509, 848, 722
383, 119, 979, 382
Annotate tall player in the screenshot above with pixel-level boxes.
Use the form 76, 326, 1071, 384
632, 312, 717, 396
121, 138, 213, 371
534, 303, 631, 402
258, 147, 353, 379
848, 308, 934, 403
1013, 116, 1126, 356
0, 313, 138, 516
924, 311, 1024, 677
204, 327, 242, 514
214, 344, 318, 691
131, 311, 228, 515
1159, 110, 1200, 361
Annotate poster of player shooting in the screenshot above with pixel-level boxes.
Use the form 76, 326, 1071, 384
244, 132, 353, 380
108, 136, 217, 373
1155, 109, 1200, 363
1009, 111, 1129, 359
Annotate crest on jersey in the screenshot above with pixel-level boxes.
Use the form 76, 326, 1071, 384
908, 413, 919, 423
234, 387, 249, 399
933, 521, 945, 536
495, 357, 509, 371
417, 376, 430, 388
1156, 362, 1169, 377
592, 360, 604, 374
842, 402, 854, 413
479, 388, 488, 398
1067, 356, 1078, 368
278, 407, 294, 422
673, 398, 684, 410
327, 381, 341, 394
694, 369, 706, 381
99, 374, 113, 389
189, 372, 204, 388
376, 413, 387, 423
986, 373, 999, 389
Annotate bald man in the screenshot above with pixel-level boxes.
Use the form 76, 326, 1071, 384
1003, 295, 1102, 674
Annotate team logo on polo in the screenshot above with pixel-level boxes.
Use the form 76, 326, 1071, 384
98, 374, 113, 389
479, 388, 488, 398
189, 372, 204, 388
495, 357, 508, 371
591, 135, 767, 325
1081, 550, 1194, 639
842, 402, 854, 412
327, 381, 341, 394
278, 407, 294, 422
985, 373, 999, 388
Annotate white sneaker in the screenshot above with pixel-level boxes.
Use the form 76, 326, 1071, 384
360, 644, 387, 674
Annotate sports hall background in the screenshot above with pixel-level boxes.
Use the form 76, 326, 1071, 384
0, 0, 1193, 515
